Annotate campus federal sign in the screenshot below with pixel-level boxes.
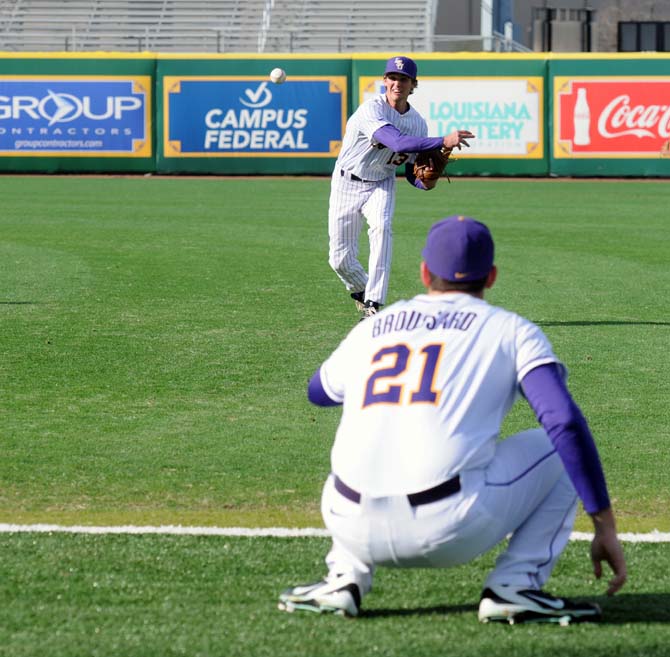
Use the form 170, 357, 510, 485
163, 76, 346, 157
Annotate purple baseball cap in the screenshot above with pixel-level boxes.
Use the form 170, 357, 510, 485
422, 216, 494, 282
384, 56, 418, 80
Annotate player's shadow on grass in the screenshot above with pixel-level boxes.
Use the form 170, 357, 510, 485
0, 301, 37, 305
597, 593, 670, 624
537, 320, 670, 327
363, 593, 670, 623
362, 602, 477, 618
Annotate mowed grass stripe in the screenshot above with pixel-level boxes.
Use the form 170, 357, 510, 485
1, 533, 669, 657
1, 176, 668, 532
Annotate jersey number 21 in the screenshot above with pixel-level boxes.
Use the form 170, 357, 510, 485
363, 343, 443, 407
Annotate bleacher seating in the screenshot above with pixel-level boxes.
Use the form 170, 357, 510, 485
0, 0, 266, 52
0, 0, 438, 53
262, 1, 437, 53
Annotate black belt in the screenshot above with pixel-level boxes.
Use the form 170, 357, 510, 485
340, 169, 373, 183
333, 474, 460, 507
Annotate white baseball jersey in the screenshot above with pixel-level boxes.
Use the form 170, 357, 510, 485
319, 292, 563, 496
336, 93, 428, 181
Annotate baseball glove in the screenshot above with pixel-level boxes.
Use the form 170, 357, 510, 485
413, 146, 454, 184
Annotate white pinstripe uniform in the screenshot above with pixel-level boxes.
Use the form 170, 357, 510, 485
328, 93, 428, 306
278, 216, 625, 619
319, 293, 578, 597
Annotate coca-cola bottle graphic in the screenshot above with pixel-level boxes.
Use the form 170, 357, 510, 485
573, 87, 591, 146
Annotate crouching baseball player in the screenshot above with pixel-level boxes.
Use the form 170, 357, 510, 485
279, 215, 627, 624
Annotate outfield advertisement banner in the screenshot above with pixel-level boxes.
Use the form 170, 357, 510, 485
554, 77, 670, 158
0, 76, 151, 157
163, 76, 347, 157
360, 76, 544, 159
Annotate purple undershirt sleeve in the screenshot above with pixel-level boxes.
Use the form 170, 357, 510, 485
373, 124, 443, 154
307, 367, 342, 407
521, 363, 611, 514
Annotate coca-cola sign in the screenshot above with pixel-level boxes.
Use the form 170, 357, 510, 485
554, 77, 670, 157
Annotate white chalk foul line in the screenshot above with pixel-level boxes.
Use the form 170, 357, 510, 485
0, 524, 668, 542
0, 524, 330, 537
570, 530, 670, 543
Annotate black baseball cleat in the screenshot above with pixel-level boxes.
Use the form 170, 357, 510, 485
360, 300, 381, 321
278, 577, 361, 617
350, 291, 366, 314
478, 585, 602, 625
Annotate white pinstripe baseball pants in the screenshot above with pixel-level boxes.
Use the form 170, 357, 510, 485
328, 171, 396, 305
320, 428, 578, 598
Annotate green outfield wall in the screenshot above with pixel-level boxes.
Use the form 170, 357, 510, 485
548, 54, 670, 177
1, 51, 668, 177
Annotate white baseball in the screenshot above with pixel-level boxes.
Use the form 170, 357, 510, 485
269, 67, 287, 84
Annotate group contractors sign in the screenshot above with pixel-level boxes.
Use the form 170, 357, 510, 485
554, 76, 670, 158
163, 76, 347, 157
361, 76, 544, 158
0, 76, 151, 157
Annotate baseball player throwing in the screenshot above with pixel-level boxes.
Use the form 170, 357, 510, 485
329, 56, 475, 320
279, 215, 627, 624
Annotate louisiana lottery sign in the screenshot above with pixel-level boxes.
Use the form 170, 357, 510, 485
554, 76, 670, 158
360, 76, 544, 158
0, 76, 151, 156
163, 76, 346, 157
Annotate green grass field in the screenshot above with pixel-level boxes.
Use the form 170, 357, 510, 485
1, 174, 669, 656
1, 534, 669, 657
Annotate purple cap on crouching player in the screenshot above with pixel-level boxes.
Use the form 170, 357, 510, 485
422, 215, 494, 282
384, 56, 418, 80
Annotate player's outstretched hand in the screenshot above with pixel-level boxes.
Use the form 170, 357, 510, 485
590, 507, 627, 596
443, 129, 476, 151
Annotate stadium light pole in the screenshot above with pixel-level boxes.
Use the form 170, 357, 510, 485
481, 0, 494, 51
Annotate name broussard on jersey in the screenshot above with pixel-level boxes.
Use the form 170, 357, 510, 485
203, 107, 310, 150
372, 309, 477, 338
